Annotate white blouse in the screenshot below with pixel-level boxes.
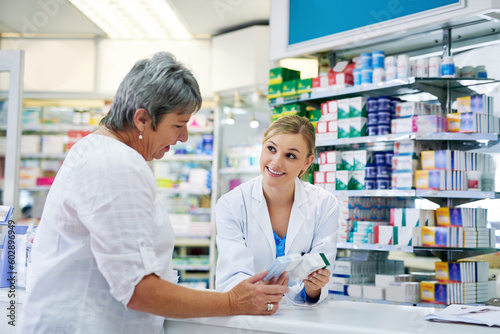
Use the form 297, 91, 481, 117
18, 134, 176, 334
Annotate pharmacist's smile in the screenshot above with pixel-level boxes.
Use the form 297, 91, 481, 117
266, 166, 285, 176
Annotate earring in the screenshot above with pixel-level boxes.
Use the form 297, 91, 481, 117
139, 132, 143, 140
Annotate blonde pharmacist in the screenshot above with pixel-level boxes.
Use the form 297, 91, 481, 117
18, 52, 288, 334
216, 115, 339, 305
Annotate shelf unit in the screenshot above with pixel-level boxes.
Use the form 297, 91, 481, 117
272, 64, 499, 305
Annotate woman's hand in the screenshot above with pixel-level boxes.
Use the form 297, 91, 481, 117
303, 268, 331, 300
228, 271, 289, 315
261, 271, 289, 287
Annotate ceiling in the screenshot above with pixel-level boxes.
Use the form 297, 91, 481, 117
0, 0, 271, 39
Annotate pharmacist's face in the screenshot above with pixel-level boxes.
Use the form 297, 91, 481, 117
260, 133, 313, 188
146, 110, 190, 161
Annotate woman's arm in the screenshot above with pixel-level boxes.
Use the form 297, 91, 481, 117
128, 271, 288, 317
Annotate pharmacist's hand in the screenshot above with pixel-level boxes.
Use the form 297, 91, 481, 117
262, 271, 289, 287
304, 268, 331, 299
228, 271, 288, 315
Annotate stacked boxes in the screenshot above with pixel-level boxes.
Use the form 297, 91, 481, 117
268, 67, 301, 103
447, 94, 500, 134
366, 96, 398, 136
415, 150, 494, 191
421, 261, 493, 304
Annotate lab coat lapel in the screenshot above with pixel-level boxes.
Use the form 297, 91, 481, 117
252, 176, 276, 257
285, 178, 307, 254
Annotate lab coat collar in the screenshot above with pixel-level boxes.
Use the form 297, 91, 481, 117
251, 176, 308, 256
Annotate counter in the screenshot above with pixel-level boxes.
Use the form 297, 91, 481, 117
164, 299, 499, 334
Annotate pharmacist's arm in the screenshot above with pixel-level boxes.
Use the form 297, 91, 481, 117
300, 193, 339, 303
127, 272, 287, 318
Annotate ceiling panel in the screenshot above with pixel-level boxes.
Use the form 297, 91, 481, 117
168, 0, 270, 37
0, 0, 104, 36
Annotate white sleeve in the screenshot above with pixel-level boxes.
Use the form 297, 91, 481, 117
74, 147, 163, 306
287, 190, 339, 305
215, 192, 256, 292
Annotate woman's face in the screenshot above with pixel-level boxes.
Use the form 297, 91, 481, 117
260, 133, 313, 189
143, 110, 191, 161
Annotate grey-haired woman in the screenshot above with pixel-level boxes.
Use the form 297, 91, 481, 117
18, 52, 288, 334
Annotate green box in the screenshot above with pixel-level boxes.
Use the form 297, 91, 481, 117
338, 119, 351, 138
336, 171, 351, 190
268, 84, 282, 99
281, 80, 298, 97
349, 117, 367, 138
350, 97, 368, 118
308, 109, 322, 122
297, 78, 312, 94
281, 103, 307, 117
269, 67, 301, 85
337, 98, 351, 119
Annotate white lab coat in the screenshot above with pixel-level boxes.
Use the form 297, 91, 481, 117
215, 175, 339, 305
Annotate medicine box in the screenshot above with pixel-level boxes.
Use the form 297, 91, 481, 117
349, 117, 367, 137
350, 97, 368, 118
350, 171, 366, 190
324, 171, 336, 191
314, 171, 325, 185
341, 151, 354, 171
296, 78, 312, 94
268, 84, 282, 99
336, 171, 351, 190
269, 67, 300, 85
281, 80, 298, 97
391, 172, 414, 189
337, 99, 350, 119
338, 119, 350, 138
353, 150, 374, 170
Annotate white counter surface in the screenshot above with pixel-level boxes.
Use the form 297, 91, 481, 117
164, 299, 500, 334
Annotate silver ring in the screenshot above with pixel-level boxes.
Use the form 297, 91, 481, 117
267, 303, 274, 311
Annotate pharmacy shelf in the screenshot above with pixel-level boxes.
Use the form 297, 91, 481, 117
270, 77, 498, 107
415, 190, 499, 199
175, 237, 210, 247
158, 154, 213, 162
218, 166, 261, 174
337, 242, 413, 253
22, 123, 98, 132
316, 132, 499, 147
172, 265, 211, 271
414, 246, 500, 261
157, 188, 211, 196
19, 186, 51, 192
331, 189, 415, 197
20, 153, 67, 159
187, 126, 213, 134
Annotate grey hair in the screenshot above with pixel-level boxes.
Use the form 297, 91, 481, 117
101, 51, 202, 131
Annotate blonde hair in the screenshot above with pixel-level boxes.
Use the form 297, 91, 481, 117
262, 115, 315, 180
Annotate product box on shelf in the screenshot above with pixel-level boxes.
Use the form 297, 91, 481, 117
338, 119, 351, 138
435, 261, 489, 283
297, 78, 312, 94
435, 207, 488, 228
268, 84, 282, 100
324, 171, 336, 191
349, 117, 367, 137
456, 94, 492, 114
350, 171, 366, 190
391, 172, 414, 189
337, 99, 351, 119
319, 150, 340, 171
446, 112, 500, 133
391, 115, 445, 134
350, 97, 368, 118
269, 67, 300, 85
336, 171, 351, 190
353, 150, 374, 170
341, 151, 354, 171
281, 80, 298, 97
390, 208, 436, 228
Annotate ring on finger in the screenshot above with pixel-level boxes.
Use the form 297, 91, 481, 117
267, 303, 274, 311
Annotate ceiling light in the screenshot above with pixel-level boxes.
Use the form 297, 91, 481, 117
233, 91, 245, 108
68, 0, 192, 40
225, 112, 235, 125
249, 114, 259, 128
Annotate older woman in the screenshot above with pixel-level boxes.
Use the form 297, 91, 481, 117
215, 115, 339, 305
18, 52, 288, 334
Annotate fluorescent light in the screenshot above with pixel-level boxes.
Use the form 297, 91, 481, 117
68, 0, 192, 39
